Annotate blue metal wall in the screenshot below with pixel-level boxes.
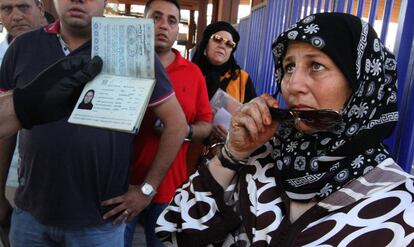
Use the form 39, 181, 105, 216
234, 17, 250, 69
236, 0, 414, 172
391, 0, 414, 172
244, 4, 266, 93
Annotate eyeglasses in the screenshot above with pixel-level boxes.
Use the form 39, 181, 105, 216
269, 107, 342, 131
210, 34, 236, 49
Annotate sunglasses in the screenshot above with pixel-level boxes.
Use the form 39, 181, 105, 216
210, 34, 236, 49
269, 107, 342, 131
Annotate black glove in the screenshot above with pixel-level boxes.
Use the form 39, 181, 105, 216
13, 55, 103, 129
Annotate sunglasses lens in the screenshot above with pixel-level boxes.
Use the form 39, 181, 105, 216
211, 34, 236, 49
225, 41, 236, 49
269, 108, 293, 123
212, 35, 223, 43
298, 110, 341, 130
269, 108, 342, 131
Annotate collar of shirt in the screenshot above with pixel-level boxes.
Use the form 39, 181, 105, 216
167, 48, 188, 71
44, 19, 71, 56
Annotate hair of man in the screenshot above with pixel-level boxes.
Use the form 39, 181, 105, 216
144, 0, 180, 19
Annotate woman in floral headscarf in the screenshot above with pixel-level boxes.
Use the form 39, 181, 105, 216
156, 13, 414, 246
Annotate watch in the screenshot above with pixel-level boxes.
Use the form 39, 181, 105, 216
140, 182, 157, 197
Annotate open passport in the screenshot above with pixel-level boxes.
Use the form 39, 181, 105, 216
68, 17, 155, 133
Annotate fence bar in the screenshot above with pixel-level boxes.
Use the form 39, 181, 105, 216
336, 0, 346, 12
316, 0, 323, 13
368, 0, 379, 26
357, 0, 365, 17
380, 0, 394, 42
291, 0, 303, 25
310, 0, 316, 14
324, 0, 330, 11
346, 0, 354, 14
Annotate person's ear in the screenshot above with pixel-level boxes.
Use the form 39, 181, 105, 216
38, 0, 45, 16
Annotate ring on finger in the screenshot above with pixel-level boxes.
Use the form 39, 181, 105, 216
123, 209, 129, 215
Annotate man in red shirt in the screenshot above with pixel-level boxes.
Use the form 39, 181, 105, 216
124, 0, 212, 246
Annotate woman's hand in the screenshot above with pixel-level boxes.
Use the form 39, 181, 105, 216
226, 94, 279, 160
212, 124, 228, 140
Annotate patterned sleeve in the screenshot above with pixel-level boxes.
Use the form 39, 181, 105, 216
155, 164, 241, 246
148, 55, 174, 107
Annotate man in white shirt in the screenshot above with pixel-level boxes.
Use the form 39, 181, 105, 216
0, 2, 44, 245
0, 0, 44, 62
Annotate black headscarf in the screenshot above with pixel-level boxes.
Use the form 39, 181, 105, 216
192, 21, 241, 99
270, 13, 398, 201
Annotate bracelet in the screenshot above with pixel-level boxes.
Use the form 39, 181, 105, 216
184, 124, 193, 142
209, 141, 225, 151
224, 144, 248, 165
217, 144, 248, 171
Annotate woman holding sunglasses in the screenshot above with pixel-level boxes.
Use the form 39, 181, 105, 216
156, 12, 414, 246
192, 21, 257, 140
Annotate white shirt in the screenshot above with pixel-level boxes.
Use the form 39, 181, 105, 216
0, 34, 20, 188
0, 35, 10, 64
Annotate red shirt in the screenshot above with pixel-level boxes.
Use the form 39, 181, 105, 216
130, 49, 212, 203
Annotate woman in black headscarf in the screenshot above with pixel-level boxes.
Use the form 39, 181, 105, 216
192, 21, 256, 103
192, 21, 257, 159
157, 13, 414, 246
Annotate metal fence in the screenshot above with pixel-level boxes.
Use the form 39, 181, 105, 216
235, 0, 414, 172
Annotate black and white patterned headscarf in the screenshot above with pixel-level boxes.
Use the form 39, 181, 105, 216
270, 13, 398, 201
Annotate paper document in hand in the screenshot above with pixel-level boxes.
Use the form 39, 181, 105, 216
210, 89, 242, 130
213, 107, 232, 130
69, 17, 155, 133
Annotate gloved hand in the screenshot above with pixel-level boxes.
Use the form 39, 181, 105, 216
13, 55, 103, 129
